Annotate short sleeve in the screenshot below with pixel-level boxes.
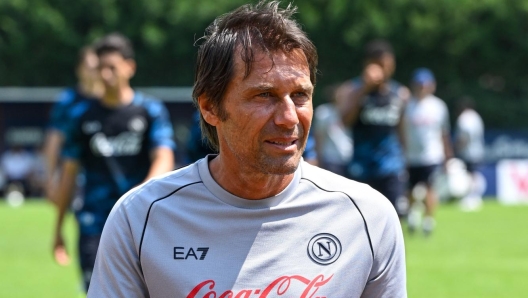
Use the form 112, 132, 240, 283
61, 101, 90, 160
361, 214, 407, 297
358, 187, 407, 297
87, 195, 149, 297
146, 100, 176, 151
48, 89, 76, 133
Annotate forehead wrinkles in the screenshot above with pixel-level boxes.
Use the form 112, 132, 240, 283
234, 48, 309, 82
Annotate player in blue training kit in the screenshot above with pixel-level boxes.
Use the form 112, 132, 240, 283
338, 40, 409, 217
43, 46, 103, 206
52, 33, 175, 292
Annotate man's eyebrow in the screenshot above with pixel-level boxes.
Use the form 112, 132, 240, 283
297, 84, 314, 94
247, 83, 314, 91
248, 84, 274, 91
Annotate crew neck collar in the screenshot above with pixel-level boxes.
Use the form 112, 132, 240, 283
197, 155, 302, 209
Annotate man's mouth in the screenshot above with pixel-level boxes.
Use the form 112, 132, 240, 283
268, 140, 296, 146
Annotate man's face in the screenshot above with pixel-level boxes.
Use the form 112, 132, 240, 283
98, 52, 135, 89
367, 53, 395, 81
207, 48, 313, 175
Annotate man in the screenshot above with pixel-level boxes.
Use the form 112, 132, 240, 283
455, 96, 485, 211
52, 33, 175, 291
404, 68, 452, 235
338, 39, 409, 217
43, 46, 103, 206
88, 2, 406, 297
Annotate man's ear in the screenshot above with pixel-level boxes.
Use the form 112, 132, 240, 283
126, 59, 137, 78
197, 95, 220, 126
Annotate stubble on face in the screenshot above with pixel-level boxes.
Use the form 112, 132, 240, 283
250, 122, 305, 175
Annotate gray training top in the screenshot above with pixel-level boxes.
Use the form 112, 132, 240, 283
88, 156, 407, 297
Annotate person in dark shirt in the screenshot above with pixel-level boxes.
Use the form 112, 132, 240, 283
52, 33, 176, 292
337, 39, 409, 217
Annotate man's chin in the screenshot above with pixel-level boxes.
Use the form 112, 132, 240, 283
258, 154, 301, 175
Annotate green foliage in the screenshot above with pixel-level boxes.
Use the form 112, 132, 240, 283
1, 0, 528, 127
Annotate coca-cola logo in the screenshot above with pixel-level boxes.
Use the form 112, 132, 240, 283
187, 274, 333, 298
307, 233, 341, 265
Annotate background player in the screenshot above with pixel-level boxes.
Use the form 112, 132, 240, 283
42, 46, 103, 206
337, 39, 409, 216
404, 68, 452, 235
455, 96, 485, 211
313, 84, 353, 176
52, 33, 175, 292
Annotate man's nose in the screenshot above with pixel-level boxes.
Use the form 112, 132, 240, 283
100, 68, 112, 80
274, 96, 299, 129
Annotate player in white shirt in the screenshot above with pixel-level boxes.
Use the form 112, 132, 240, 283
404, 68, 452, 235
88, 1, 407, 297
313, 85, 353, 176
455, 97, 485, 211
455, 97, 484, 170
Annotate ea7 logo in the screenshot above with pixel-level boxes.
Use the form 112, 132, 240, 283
174, 247, 209, 260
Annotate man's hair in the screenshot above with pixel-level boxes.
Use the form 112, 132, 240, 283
93, 33, 135, 59
364, 39, 393, 60
193, 0, 318, 151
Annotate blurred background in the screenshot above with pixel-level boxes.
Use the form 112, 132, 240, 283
0, 0, 527, 297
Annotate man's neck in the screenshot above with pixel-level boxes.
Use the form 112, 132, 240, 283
414, 93, 430, 100
102, 85, 134, 108
208, 154, 296, 200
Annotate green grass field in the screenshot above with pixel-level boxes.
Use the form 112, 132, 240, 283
1, 199, 527, 297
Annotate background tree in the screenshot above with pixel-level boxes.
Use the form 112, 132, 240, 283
1, 0, 528, 128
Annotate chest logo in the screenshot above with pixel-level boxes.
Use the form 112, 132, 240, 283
174, 247, 209, 260
307, 233, 341, 265
90, 132, 143, 157
128, 116, 147, 133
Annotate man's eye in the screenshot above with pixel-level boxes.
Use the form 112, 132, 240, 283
293, 92, 307, 97
258, 92, 271, 97
293, 92, 309, 101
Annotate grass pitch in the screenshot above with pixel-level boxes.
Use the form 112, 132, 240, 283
0, 199, 527, 297
404, 201, 528, 298
0, 200, 82, 298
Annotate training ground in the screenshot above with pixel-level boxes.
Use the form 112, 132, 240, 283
0, 199, 527, 297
